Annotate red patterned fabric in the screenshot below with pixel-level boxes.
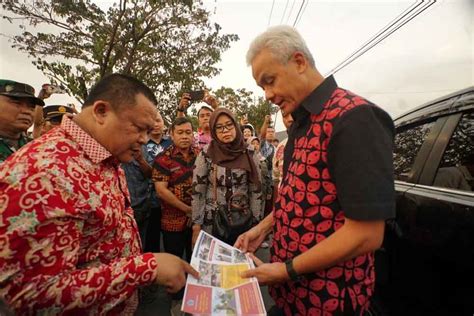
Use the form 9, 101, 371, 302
0, 117, 158, 314
152, 145, 199, 232
270, 88, 375, 315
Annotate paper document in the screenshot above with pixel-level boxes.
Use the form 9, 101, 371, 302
182, 231, 266, 315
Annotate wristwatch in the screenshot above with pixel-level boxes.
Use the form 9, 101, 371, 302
285, 259, 300, 281
177, 108, 185, 112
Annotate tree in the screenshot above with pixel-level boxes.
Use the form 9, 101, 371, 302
1, 0, 238, 124
213, 86, 278, 131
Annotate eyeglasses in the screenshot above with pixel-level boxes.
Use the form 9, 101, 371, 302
214, 122, 235, 133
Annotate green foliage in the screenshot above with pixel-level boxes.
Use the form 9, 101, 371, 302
1, 0, 238, 124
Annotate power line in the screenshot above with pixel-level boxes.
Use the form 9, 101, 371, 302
326, 0, 437, 76
267, 0, 276, 27
285, 0, 296, 24
330, 1, 421, 71
292, 0, 305, 27
294, 0, 309, 27
280, 0, 290, 24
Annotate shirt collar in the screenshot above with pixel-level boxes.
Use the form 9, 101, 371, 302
292, 75, 338, 122
60, 116, 113, 164
148, 135, 170, 146
171, 144, 198, 157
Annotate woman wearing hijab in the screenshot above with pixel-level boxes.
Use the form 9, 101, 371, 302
191, 108, 263, 245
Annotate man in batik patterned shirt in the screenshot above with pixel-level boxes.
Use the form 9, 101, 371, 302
236, 26, 395, 316
0, 74, 198, 314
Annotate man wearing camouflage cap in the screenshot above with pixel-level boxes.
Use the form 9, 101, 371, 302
0, 79, 44, 162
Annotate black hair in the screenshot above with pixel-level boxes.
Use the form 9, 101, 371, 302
82, 74, 157, 109
197, 105, 213, 117
241, 124, 255, 134
171, 117, 193, 133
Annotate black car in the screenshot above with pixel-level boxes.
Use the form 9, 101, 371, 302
373, 87, 474, 315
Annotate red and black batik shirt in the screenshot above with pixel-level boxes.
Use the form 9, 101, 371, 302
270, 75, 395, 315
152, 145, 199, 232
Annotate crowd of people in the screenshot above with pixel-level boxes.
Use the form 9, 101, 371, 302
0, 25, 396, 316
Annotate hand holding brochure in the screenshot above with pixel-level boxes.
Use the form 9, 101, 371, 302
182, 231, 266, 315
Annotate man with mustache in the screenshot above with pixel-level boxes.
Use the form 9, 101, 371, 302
152, 117, 199, 315
0, 74, 198, 314
0, 79, 44, 162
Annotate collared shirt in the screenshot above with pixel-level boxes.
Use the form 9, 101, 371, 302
260, 139, 275, 183
0, 117, 157, 314
194, 130, 212, 150
260, 139, 275, 160
122, 145, 153, 209
0, 134, 29, 163
152, 145, 199, 232
270, 75, 395, 315
122, 137, 172, 210
146, 135, 172, 159
146, 136, 173, 208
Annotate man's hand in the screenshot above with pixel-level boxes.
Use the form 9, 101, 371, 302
38, 86, 52, 100
240, 114, 249, 126
178, 93, 191, 111
234, 224, 267, 253
264, 114, 272, 125
203, 90, 219, 109
191, 225, 201, 248
241, 253, 288, 285
153, 253, 199, 293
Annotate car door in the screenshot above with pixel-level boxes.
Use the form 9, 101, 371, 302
379, 110, 474, 315
401, 110, 474, 315
374, 115, 446, 315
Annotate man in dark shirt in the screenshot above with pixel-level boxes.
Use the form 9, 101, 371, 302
0, 80, 44, 162
236, 26, 395, 315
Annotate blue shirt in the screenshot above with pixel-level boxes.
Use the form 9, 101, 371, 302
122, 136, 172, 209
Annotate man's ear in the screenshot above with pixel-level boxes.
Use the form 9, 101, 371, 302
291, 51, 308, 74
91, 101, 112, 125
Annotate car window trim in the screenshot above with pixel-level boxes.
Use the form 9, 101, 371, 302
398, 116, 449, 184
418, 113, 463, 185
408, 183, 474, 204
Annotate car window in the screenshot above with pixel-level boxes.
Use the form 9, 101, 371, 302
433, 112, 474, 192
393, 121, 436, 181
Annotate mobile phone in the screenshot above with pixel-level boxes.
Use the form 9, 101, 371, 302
188, 90, 205, 102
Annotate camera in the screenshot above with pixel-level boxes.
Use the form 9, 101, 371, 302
188, 90, 205, 102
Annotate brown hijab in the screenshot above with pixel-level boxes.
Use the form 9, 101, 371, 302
207, 108, 261, 186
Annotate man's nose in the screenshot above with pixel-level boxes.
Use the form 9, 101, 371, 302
265, 88, 274, 101
138, 132, 148, 144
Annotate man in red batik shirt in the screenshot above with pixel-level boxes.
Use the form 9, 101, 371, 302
0, 74, 198, 314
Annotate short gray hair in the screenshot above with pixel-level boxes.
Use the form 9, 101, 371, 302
246, 25, 315, 68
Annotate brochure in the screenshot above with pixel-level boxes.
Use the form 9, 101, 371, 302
182, 231, 266, 316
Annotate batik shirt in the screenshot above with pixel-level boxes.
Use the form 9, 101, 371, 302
152, 145, 199, 232
270, 76, 395, 315
272, 137, 288, 188
191, 146, 263, 232
0, 117, 158, 314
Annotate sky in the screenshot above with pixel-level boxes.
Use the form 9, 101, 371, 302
0, 0, 472, 131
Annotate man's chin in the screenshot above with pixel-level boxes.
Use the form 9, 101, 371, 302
117, 152, 135, 163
